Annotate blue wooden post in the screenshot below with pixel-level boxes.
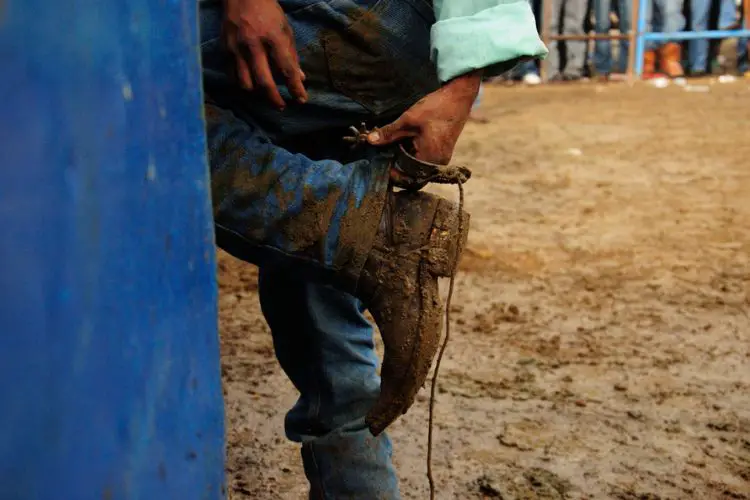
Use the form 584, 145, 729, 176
634, 0, 649, 76
0, 0, 226, 498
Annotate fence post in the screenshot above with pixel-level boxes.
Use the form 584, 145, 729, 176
541, 0, 553, 81
0, 0, 226, 498
634, 0, 649, 76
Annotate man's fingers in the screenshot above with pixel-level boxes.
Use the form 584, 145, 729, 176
367, 116, 417, 145
236, 57, 254, 90
228, 29, 308, 108
286, 72, 308, 103
226, 35, 254, 90
249, 45, 286, 109
284, 29, 306, 81
269, 39, 308, 103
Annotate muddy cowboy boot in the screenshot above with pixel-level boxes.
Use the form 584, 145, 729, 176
359, 189, 469, 436
205, 103, 470, 436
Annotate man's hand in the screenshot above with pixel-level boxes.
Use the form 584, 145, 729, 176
366, 71, 483, 165
223, 0, 308, 109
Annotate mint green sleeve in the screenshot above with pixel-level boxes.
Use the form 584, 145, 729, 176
431, 0, 548, 82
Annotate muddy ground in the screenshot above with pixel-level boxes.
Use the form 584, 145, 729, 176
218, 80, 750, 499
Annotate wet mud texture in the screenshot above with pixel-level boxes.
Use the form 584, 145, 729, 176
206, 102, 388, 285
220, 82, 750, 499
362, 191, 470, 436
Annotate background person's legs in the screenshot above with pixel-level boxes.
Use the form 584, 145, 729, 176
561, 0, 589, 78
689, 0, 713, 73
690, 0, 738, 74
657, 0, 687, 36
473, 84, 484, 110
547, 0, 565, 78
547, 0, 588, 79
739, 37, 749, 73
594, 0, 616, 75
655, 0, 687, 76
259, 271, 400, 500
470, 84, 491, 122
717, 0, 739, 31
644, 0, 666, 59
615, 0, 633, 73
717, 0, 742, 73
645, 0, 658, 52
512, 0, 542, 83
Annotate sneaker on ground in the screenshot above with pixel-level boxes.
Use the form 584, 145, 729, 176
522, 73, 541, 85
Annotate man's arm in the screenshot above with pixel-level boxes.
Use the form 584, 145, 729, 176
431, 0, 548, 83
367, 0, 547, 165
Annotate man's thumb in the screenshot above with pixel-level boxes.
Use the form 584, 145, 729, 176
367, 119, 411, 145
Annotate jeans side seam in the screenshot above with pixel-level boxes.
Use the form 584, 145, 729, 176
308, 444, 328, 500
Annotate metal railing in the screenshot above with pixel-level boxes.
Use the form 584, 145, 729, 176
539, 0, 749, 81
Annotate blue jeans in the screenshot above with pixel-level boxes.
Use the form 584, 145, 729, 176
473, 84, 484, 109
259, 273, 399, 498
510, 59, 539, 78
689, 0, 739, 72
594, 0, 631, 73
740, 40, 749, 73
200, 1, 442, 498
645, 0, 686, 50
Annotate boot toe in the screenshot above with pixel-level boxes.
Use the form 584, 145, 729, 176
365, 261, 443, 436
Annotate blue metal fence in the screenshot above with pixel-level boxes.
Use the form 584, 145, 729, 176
634, 0, 750, 75
541, 0, 750, 79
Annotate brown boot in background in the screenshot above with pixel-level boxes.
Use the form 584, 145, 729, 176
659, 43, 685, 78
643, 49, 659, 78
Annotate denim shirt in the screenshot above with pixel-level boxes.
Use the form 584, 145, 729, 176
432, 0, 548, 81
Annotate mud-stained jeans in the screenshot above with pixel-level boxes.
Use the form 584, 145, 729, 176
199, 1, 441, 498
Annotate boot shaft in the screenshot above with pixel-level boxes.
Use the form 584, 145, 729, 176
644, 50, 657, 75
659, 43, 685, 78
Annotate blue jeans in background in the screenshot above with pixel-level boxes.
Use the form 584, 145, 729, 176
689, 0, 740, 72
200, 1, 443, 498
594, 0, 631, 74
473, 84, 484, 109
510, 59, 540, 78
645, 0, 686, 50
740, 40, 749, 73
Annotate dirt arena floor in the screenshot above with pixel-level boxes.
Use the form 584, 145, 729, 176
218, 80, 750, 499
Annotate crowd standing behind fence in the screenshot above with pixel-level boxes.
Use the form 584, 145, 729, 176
491, 0, 749, 82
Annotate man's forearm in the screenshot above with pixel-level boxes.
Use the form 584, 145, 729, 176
443, 69, 483, 97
